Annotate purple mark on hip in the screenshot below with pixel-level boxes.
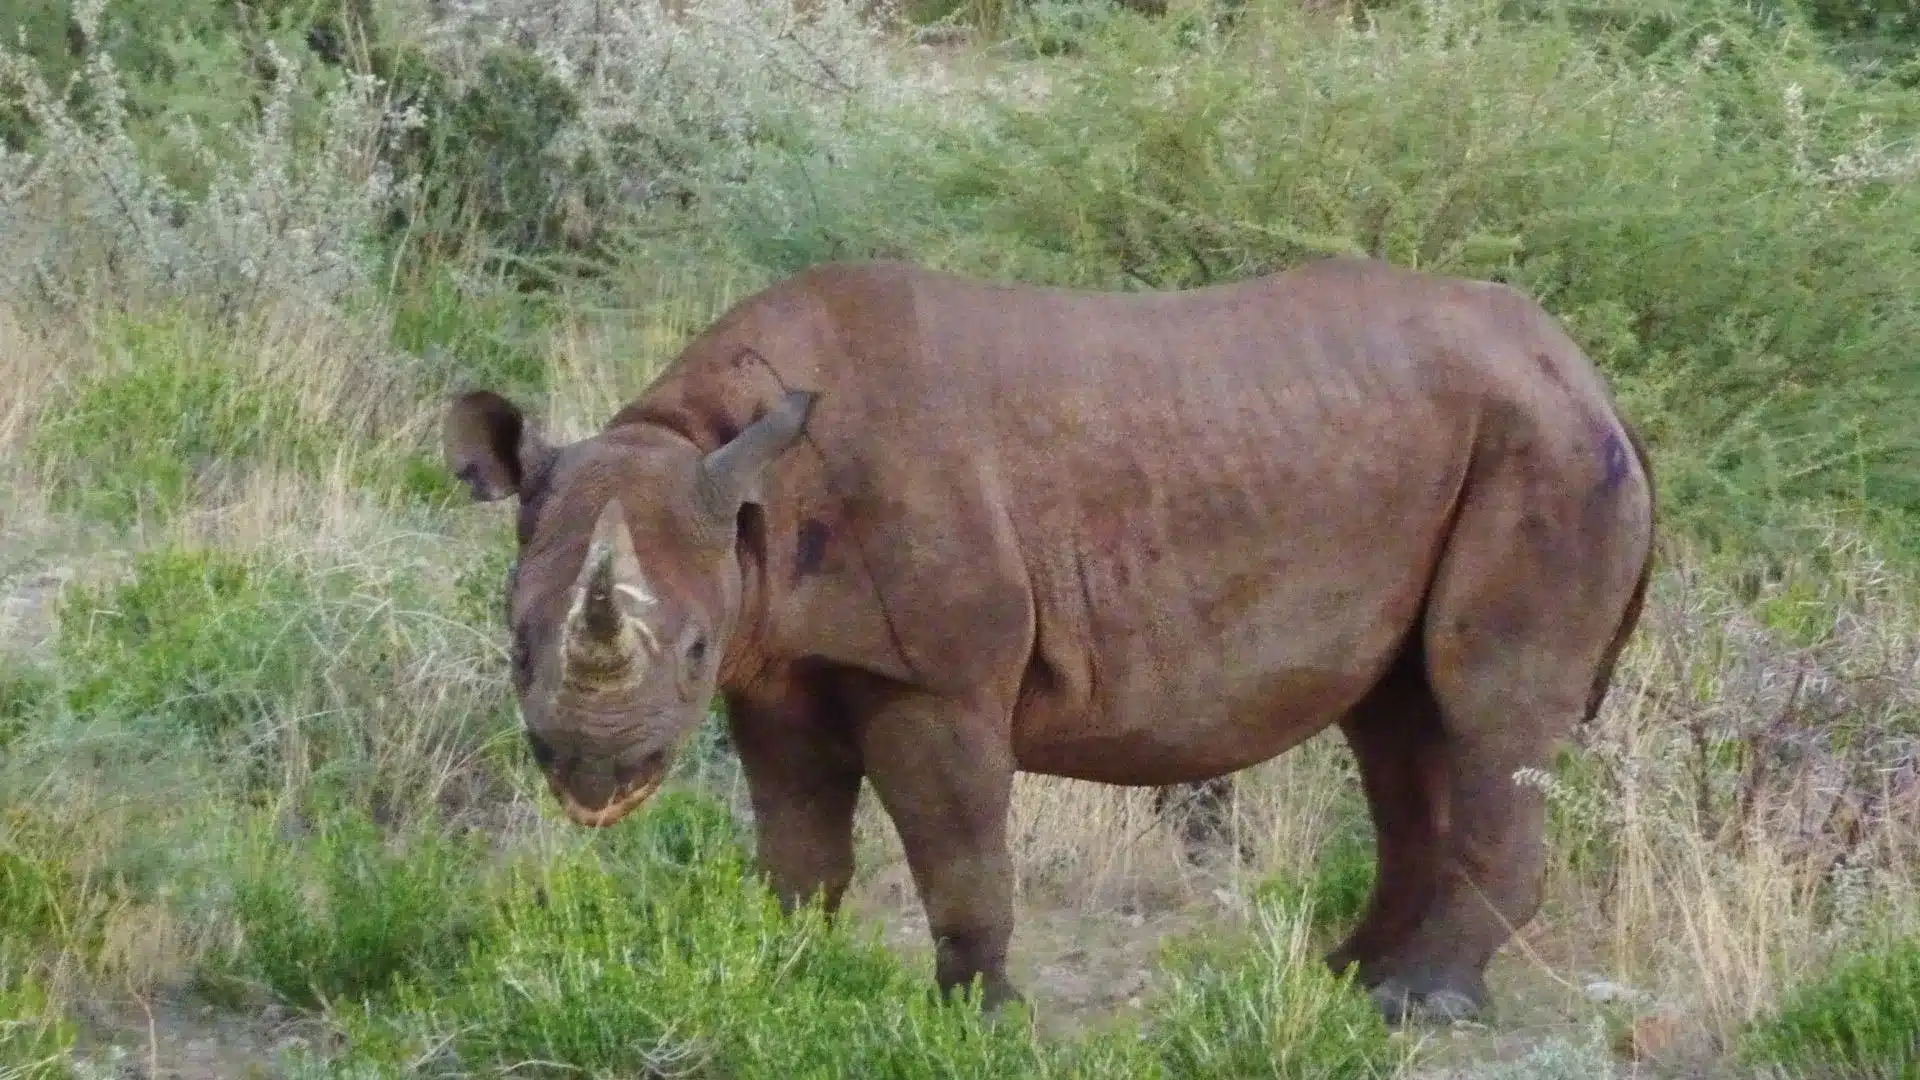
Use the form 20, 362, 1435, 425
1599, 429, 1631, 494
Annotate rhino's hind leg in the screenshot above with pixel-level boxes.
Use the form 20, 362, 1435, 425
1324, 653, 1447, 990
1364, 434, 1651, 1025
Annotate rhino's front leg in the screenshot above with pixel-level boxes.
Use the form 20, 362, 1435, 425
726, 691, 865, 917
854, 686, 1021, 1012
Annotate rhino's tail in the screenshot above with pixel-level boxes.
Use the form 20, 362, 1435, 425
1580, 416, 1657, 730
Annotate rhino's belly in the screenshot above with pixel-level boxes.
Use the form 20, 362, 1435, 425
1009, 546, 1431, 786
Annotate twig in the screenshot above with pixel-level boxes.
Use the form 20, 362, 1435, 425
1720, 660, 1807, 854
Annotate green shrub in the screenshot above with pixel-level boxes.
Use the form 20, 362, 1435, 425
601, 787, 749, 870
30, 311, 314, 526
48, 541, 505, 811
802, 0, 1920, 558
28, 310, 450, 523
211, 807, 493, 1010
372, 43, 592, 284
1740, 934, 1920, 1079
1252, 816, 1377, 934
309, 790, 1103, 1078
291, 788, 1413, 1078
1799, 0, 1920, 73
415, 824, 1051, 1077
1147, 895, 1402, 1079
0, 0, 365, 187
0, 969, 76, 1080
54, 548, 340, 748
0, 661, 58, 751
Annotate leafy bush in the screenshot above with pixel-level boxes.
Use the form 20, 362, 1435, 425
809, 0, 1920, 556
278, 792, 1404, 1079
308, 788, 1061, 1078
29, 309, 455, 525
427, 0, 922, 225
49, 541, 505, 812
0, 0, 369, 178
0, 16, 388, 314
371, 42, 592, 282
211, 807, 494, 1009
0, 969, 76, 1080
1740, 933, 1920, 1079
1252, 815, 1377, 933
1147, 895, 1402, 1079
1800, 0, 1920, 72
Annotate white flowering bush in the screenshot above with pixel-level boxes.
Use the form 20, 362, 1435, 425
419, 0, 923, 214
0, 0, 397, 316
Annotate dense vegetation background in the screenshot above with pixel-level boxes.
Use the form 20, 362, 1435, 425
2, 0, 1917, 1076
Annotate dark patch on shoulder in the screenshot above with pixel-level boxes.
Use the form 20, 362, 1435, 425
793, 517, 831, 583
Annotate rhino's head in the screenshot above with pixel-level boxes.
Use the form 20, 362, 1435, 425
442, 388, 816, 827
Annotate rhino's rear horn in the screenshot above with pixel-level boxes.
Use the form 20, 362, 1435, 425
697, 389, 817, 528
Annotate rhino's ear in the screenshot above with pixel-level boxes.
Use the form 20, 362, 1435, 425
444, 390, 554, 503
697, 389, 817, 523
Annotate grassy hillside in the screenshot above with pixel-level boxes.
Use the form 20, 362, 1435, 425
2, 0, 1917, 1076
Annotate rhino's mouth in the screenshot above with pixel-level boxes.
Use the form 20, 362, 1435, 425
548, 755, 667, 829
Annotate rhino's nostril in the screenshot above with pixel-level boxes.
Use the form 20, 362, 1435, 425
614, 750, 665, 793
526, 729, 559, 770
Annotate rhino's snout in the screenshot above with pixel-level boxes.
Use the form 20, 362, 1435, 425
527, 729, 669, 828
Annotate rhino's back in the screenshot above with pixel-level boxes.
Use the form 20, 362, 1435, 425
694, 259, 1627, 783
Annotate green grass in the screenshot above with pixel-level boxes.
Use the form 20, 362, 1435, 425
1252, 807, 1378, 935
27, 534, 517, 833
255, 788, 1404, 1080
1740, 935, 1920, 1079
28, 308, 458, 526
0, 970, 77, 1080
208, 807, 495, 1010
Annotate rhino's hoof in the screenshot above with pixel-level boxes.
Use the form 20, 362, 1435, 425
1368, 978, 1488, 1026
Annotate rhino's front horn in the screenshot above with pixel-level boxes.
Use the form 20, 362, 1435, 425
562, 498, 657, 683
